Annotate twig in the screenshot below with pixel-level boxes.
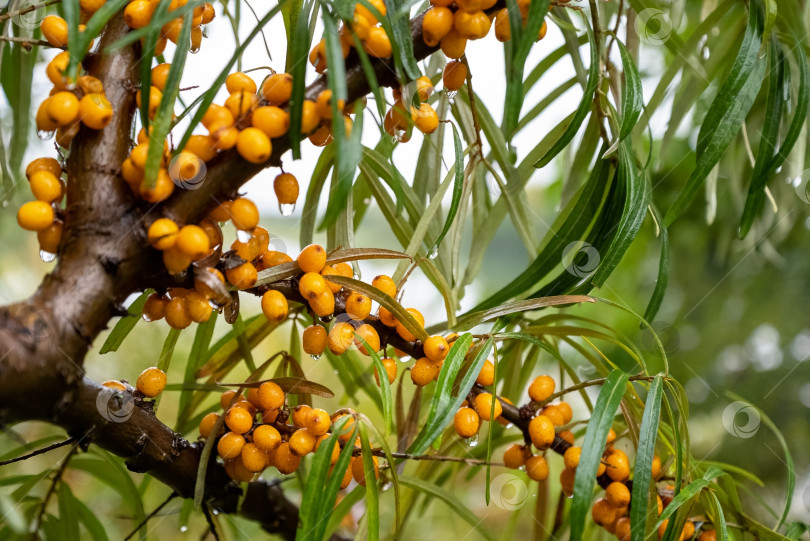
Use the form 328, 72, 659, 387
0, 35, 54, 48
0, 437, 75, 467
201, 504, 221, 541
588, 0, 610, 146
123, 492, 179, 541
0, 0, 61, 22
30, 444, 78, 536
461, 55, 484, 158
368, 448, 504, 467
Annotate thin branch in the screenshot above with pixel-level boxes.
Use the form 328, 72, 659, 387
0, 0, 61, 22
201, 504, 221, 541
0, 35, 55, 48
589, 0, 610, 146
123, 492, 179, 541
31, 444, 79, 535
372, 449, 504, 467
0, 437, 75, 467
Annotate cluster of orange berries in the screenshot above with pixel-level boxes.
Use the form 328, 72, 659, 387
201, 384, 379, 485
101, 366, 167, 398
310, 0, 392, 68
421, 0, 548, 58
16, 158, 66, 257
123, 0, 215, 53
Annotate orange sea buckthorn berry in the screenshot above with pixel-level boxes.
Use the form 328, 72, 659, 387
151, 63, 171, 91
236, 127, 272, 164
455, 9, 491, 40
29, 171, 63, 203
606, 427, 617, 445
289, 428, 317, 456
162, 247, 191, 275
185, 291, 211, 323
374, 357, 397, 385
528, 414, 555, 449
475, 360, 495, 386
226, 262, 257, 289
253, 424, 281, 452
309, 288, 335, 318
423, 335, 449, 362
355, 324, 381, 355
503, 444, 528, 469
183, 135, 218, 162
164, 296, 192, 329
352, 454, 379, 486
218, 432, 245, 460
411, 357, 440, 386
219, 390, 240, 409
592, 498, 620, 527
494, 9, 511, 42
615, 517, 631, 541
297, 244, 327, 273
226, 72, 257, 94
525, 455, 549, 481
271, 173, 299, 211
300, 100, 320, 133
305, 408, 331, 436
261, 290, 288, 323
364, 26, 392, 58
371, 274, 397, 297
26, 157, 61, 180
175, 224, 210, 259
253, 106, 290, 139
328, 321, 356, 355
558, 430, 575, 445
262, 73, 293, 105
302, 325, 328, 357
355, 0, 386, 23
651, 455, 662, 479
40, 15, 68, 47
240, 442, 266, 473
606, 481, 631, 508
124, 0, 155, 28
563, 446, 581, 470
556, 401, 573, 424
395, 308, 425, 342
315, 89, 345, 119
225, 406, 254, 434
474, 393, 502, 421
682, 521, 696, 540
142, 293, 167, 321
210, 123, 239, 151
528, 375, 555, 402
139, 169, 175, 203
605, 449, 630, 482
320, 265, 344, 293
202, 104, 235, 130
225, 90, 258, 121
79, 93, 113, 130
48, 91, 80, 126
199, 412, 221, 438
422, 6, 453, 46
136, 367, 167, 397
698, 531, 717, 541
560, 467, 575, 496
440, 29, 467, 59
541, 404, 565, 427
135, 86, 162, 119
299, 272, 327, 300
258, 381, 285, 411
34, 217, 60, 251
230, 197, 259, 231
345, 292, 372, 320
17, 201, 54, 231
453, 406, 479, 438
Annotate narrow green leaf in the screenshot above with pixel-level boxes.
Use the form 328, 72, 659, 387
534, 12, 597, 168
709, 491, 729, 541
570, 369, 629, 541
664, 2, 766, 225
384, 0, 419, 80
57, 483, 80, 541
62, 0, 81, 80
99, 292, 150, 354
630, 375, 664, 541
288, 0, 315, 159
359, 425, 380, 541
616, 39, 643, 142
454, 296, 596, 332
153, 328, 181, 413
176, 313, 217, 429
643, 202, 669, 323
654, 479, 711, 528
364, 342, 394, 435
71, 491, 110, 541
429, 122, 464, 255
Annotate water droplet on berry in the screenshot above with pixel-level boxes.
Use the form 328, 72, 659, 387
142, 312, 154, 322
427, 245, 439, 259
279, 203, 295, 216
503, 423, 513, 429
39, 250, 56, 263
190, 43, 200, 54
236, 229, 252, 243
37, 130, 54, 141
467, 434, 479, 447
310, 354, 321, 360
446, 90, 457, 102
180, 526, 188, 533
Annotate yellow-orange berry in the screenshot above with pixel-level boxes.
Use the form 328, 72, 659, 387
261, 73, 293, 105
364, 26, 392, 58
412, 102, 439, 134
328, 321, 356, 355
333, 414, 356, 442
315, 89, 345, 119
440, 29, 467, 59
592, 498, 620, 527
184, 291, 211, 323
560, 467, 576, 496
240, 442, 265, 472
258, 381, 285, 411
423, 335, 449, 362
17, 201, 54, 232
261, 290, 288, 322
225, 406, 254, 434
272, 172, 299, 208
474, 393, 502, 421
698, 530, 717, 541
302, 325, 328, 357
289, 428, 316, 456
345, 292, 372, 320
422, 6, 453, 46
528, 375, 555, 402
453, 406, 479, 438
351, 454, 379, 486
395, 308, 425, 342
253, 106, 290, 139
503, 444, 527, 469
605, 449, 630, 482
355, 324, 381, 356
40, 15, 68, 47
300, 100, 320, 133
226, 72, 257, 94
606, 427, 617, 445
162, 248, 191, 275
371, 275, 397, 297
175, 224, 210, 259
26, 157, 61, 180
525, 454, 549, 481
475, 360, 495, 386
142, 293, 167, 321
309, 289, 335, 318
225, 262, 258, 290
124, 0, 155, 28
199, 412, 221, 438
253, 424, 281, 451
563, 446, 581, 470
29, 171, 64, 203
230, 198, 259, 231
652, 455, 662, 479
136, 367, 167, 397
411, 357, 440, 386
217, 432, 245, 459
139, 169, 175, 203
606, 481, 631, 508
528, 414, 555, 449
615, 517, 631, 541
374, 357, 397, 385
305, 408, 331, 437
47, 91, 80, 126
291, 404, 312, 427
79, 93, 113, 130
224, 90, 258, 121
298, 244, 327, 273
236, 127, 272, 164
299, 272, 327, 300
